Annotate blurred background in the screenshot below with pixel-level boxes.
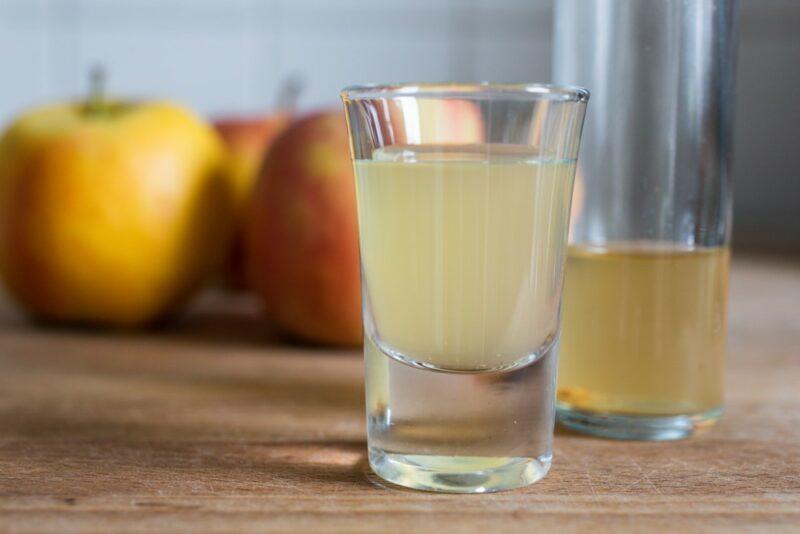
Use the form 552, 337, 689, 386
0, 0, 798, 251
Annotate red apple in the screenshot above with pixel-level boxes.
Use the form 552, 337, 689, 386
387, 98, 484, 144
214, 112, 291, 288
245, 111, 361, 346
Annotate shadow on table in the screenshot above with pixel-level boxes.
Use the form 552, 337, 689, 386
0, 287, 357, 353
150, 289, 291, 349
554, 423, 595, 438
1, 328, 365, 443
158, 308, 279, 348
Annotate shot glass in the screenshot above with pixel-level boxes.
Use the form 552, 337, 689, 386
341, 83, 588, 492
553, 0, 738, 440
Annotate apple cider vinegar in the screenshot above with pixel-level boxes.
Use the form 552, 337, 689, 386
557, 243, 729, 421
356, 144, 575, 371
354, 144, 576, 490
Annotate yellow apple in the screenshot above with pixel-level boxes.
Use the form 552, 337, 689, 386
0, 99, 233, 327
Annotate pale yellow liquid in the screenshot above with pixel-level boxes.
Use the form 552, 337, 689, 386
355, 144, 576, 371
557, 243, 729, 416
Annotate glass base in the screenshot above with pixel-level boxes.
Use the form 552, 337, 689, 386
556, 404, 723, 441
368, 447, 551, 493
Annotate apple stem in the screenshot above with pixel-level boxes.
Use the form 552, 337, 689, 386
85, 64, 108, 116
275, 74, 304, 112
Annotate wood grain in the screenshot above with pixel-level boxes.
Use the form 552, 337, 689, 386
0, 256, 798, 532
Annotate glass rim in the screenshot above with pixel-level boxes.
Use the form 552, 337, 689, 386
341, 82, 589, 103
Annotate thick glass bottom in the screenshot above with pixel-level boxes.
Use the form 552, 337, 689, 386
556, 404, 723, 441
368, 447, 551, 493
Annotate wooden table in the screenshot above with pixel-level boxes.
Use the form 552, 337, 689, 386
0, 256, 798, 532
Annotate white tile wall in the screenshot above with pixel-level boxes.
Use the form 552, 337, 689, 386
0, 0, 798, 248
0, 0, 551, 119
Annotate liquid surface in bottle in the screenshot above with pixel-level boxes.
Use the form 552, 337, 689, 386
557, 242, 729, 416
354, 144, 576, 372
